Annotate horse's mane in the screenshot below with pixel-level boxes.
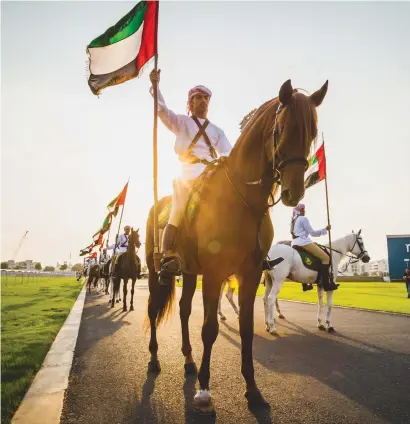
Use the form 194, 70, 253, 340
238, 90, 319, 153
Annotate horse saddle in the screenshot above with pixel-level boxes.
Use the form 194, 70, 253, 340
278, 240, 327, 272
157, 161, 223, 230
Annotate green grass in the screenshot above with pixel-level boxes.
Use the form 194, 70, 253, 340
176, 278, 410, 315
1, 276, 83, 424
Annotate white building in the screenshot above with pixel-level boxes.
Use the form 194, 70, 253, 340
345, 259, 389, 276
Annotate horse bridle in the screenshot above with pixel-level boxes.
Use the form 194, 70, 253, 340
339, 233, 369, 272
321, 233, 369, 274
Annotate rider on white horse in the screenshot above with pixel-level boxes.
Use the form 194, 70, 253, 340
291, 203, 338, 292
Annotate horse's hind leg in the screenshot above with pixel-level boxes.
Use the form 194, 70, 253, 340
179, 273, 197, 374
317, 286, 326, 330
111, 277, 120, 308
123, 278, 128, 312
147, 270, 161, 373
325, 290, 335, 333
130, 278, 136, 311
217, 281, 226, 321
226, 282, 239, 317
275, 299, 285, 319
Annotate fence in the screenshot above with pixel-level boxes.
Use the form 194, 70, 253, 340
1, 269, 76, 285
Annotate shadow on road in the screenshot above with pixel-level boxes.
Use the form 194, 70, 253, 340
219, 318, 410, 424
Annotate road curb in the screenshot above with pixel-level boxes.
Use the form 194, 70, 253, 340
11, 283, 87, 424
277, 298, 410, 317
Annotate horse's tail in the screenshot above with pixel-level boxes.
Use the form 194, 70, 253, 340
144, 196, 175, 332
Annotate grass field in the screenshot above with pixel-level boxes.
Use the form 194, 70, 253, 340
176, 278, 410, 315
1, 276, 83, 424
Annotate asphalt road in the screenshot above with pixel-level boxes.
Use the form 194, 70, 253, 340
60, 279, 410, 424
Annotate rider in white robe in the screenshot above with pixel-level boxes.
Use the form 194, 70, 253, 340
291, 203, 338, 291
149, 69, 232, 285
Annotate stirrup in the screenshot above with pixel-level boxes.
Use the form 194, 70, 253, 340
158, 257, 182, 286
302, 283, 313, 292
262, 257, 284, 271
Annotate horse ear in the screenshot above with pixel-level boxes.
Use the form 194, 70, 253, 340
358, 229, 362, 235
310, 80, 328, 107
279, 79, 293, 106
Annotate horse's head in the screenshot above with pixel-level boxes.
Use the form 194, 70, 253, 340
236, 79, 328, 209
273, 80, 328, 206
130, 228, 142, 249
350, 230, 370, 263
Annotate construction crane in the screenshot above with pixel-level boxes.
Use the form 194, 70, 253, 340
13, 231, 29, 261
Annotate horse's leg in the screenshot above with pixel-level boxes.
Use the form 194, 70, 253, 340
117, 280, 121, 302
275, 298, 285, 319
325, 290, 335, 333
265, 272, 282, 335
130, 278, 136, 311
317, 286, 326, 331
262, 272, 272, 330
147, 270, 161, 373
217, 281, 226, 321
226, 283, 239, 317
123, 278, 128, 312
194, 275, 222, 411
179, 273, 197, 374
238, 268, 269, 409
111, 277, 120, 308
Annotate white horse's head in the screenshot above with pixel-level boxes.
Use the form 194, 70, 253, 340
348, 230, 370, 263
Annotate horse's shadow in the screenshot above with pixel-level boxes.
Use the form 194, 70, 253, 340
219, 318, 410, 423
74, 291, 132, 357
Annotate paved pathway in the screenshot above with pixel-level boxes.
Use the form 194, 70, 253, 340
61, 280, 410, 424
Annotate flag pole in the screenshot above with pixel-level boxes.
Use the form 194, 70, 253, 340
152, 2, 161, 272
322, 132, 334, 283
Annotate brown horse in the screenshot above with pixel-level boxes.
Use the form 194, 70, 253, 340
87, 264, 100, 293
110, 228, 142, 311
145, 79, 328, 412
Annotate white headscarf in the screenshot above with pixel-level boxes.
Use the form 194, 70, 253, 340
186, 85, 212, 114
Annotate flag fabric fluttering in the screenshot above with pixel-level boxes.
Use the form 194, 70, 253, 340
80, 244, 93, 256
86, 0, 159, 96
304, 144, 326, 189
107, 182, 129, 217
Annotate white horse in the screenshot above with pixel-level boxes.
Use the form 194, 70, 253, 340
218, 278, 239, 320
217, 276, 282, 321
263, 230, 370, 334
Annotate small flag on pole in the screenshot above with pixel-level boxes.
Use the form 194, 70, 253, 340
107, 182, 129, 217
304, 144, 326, 189
86, 0, 159, 95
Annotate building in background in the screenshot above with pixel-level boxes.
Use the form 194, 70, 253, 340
386, 235, 410, 281
345, 259, 389, 277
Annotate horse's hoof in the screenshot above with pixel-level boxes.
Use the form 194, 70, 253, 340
269, 330, 279, 337
116, 299, 120, 303
110, 303, 114, 308
123, 306, 127, 312
193, 390, 215, 415
278, 314, 285, 319
184, 362, 198, 375
220, 315, 227, 321
130, 305, 134, 311
318, 324, 326, 331
148, 360, 161, 374
245, 390, 270, 410
327, 326, 336, 333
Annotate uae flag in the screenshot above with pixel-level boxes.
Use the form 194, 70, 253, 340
107, 182, 129, 217
304, 144, 326, 189
87, 1, 159, 95
93, 213, 112, 237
